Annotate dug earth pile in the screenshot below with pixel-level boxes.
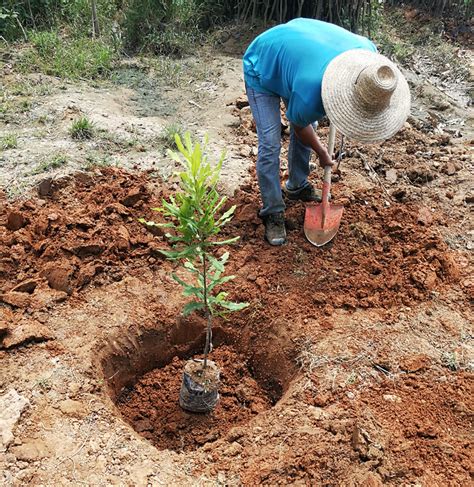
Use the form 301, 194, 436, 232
1, 116, 473, 484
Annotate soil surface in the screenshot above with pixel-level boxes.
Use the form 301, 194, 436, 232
117, 347, 273, 452
1, 13, 473, 486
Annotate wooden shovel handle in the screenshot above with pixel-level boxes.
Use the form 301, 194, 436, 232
322, 124, 336, 223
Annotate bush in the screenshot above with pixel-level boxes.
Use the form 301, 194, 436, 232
19, 31, 115, 79
122, 0, 205, 56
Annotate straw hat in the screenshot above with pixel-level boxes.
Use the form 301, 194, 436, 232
322, 49, 411, 144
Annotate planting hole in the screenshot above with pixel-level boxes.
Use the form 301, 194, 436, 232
101, 320, 294, 452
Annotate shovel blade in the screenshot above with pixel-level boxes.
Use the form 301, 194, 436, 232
304, 203, 344, 247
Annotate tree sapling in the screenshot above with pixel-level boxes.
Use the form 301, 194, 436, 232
140, 132, 248, 413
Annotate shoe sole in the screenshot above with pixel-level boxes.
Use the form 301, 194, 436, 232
266, 236, 286, 246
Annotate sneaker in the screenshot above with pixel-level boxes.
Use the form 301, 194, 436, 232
262, 212, 286, 246
285, 184, 323, 202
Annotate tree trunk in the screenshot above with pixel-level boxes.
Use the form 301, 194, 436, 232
91, 0, 100, 37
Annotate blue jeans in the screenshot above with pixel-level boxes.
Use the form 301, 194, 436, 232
246, 84, 316, 217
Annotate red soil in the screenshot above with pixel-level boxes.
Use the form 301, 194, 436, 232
117, 346, 272, 452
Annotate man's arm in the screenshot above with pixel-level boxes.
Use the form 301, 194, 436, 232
293, 124, 334, 168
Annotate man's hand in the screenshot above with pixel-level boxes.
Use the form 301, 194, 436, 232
316, 148, 334, 168
293, 124, 334, 168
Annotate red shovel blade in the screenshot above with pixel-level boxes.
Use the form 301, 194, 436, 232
304, 202, 344, 247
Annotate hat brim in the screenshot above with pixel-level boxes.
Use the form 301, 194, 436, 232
322, 49, 411, 144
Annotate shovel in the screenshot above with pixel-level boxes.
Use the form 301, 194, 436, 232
304, 124, 344, 247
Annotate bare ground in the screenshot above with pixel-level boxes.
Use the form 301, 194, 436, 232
1, 24, 473, 487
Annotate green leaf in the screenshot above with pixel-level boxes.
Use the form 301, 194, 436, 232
217, 205, 236, 226
219, 301, 249, 311
183, 301, 205, 316
138, 218, 157, 227
208, 254, 224, 272
208, 274, 236, 292
210, 237, 240, 246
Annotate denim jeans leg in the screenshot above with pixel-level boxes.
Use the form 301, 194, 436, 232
286, 122, 317, 191
246, 85, 285, 217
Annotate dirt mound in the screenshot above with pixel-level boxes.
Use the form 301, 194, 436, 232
229, 184, 459, 314
1, 168, 458, 308
0, 168, 158, 302
0, 160, 462, 350
117, 345, 273, 452
212, 370, 473, 486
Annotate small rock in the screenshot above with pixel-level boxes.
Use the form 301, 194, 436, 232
442, 162, 457, 176
0, 389, 30, 452
2, 321, 52, 349
10, 279, 38, 294
76, 263, 98, 288
68, 382, 81, 395
235, 96, 249, 109
385, 168, 398, 183
0, 292, 31, 308
308, 406, 327, 420
37, 178, 53, 197
239, 145, 252, 158
399, 354, 431, 373
30, 288, 68, 310
135, 419, 153, 432
58, 399, 87, 418
383, 394, 401, 403
0, 310, 10, 336
417, 207, 433, 226
407, 165, 435, 185
11, 439, 49, 462
115, 225, 130, 251
416, 425, 438, 439
121, 188, 146, 207
104, 203, 130, 216
6, 212, 26, 231
224, 441, 243, 457
226, 426, 245, 442
41, 264, 74, 294
247, 274, 257, 282
234, 204, 259, 224
71, 243, 106, 258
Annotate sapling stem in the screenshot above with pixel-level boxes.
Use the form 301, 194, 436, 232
202, 248, 212, 370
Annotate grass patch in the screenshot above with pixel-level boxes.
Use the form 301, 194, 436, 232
373, 7, 470, 82
30, 153, 67, 175
1, 133, 18, 150
159, 122, 185, 149
70, 117, 95, 140
19, 31, 115, 79
82, 154, 118, 169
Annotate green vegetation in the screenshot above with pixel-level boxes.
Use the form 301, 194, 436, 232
387, 0, 472, 18
442, 351, 460, 371
1, 1, 383, 70
373, 7, 470, 80
140, 133, 247, 368
1, 133, 18, 150
83, 154, 117, 169
70, 117, 95, 140
19, 31, 114, 79
1, 1, 469, 81
30, 153, 67, 175
159, 122, 186, 149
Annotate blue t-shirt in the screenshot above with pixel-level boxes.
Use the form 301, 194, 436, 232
243, 18, 377, 127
